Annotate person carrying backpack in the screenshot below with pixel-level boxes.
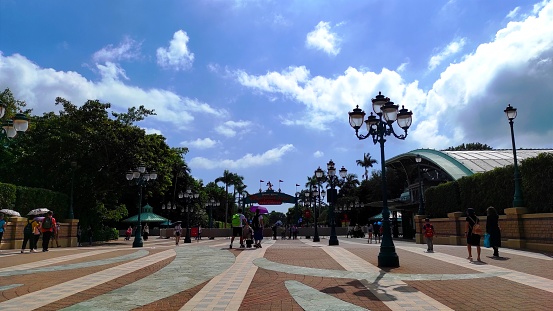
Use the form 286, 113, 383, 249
423, 218, 435, 253
41, 211, 57, 252
21, 217, 39, 253
230, 208, 247, 249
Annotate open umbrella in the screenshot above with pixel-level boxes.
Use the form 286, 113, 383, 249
27, 208, 50, 216
250, 205, 269, 214
0, 209, 21, 217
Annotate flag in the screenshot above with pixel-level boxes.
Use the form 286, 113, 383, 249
260, 180, 264, 182
279, 180, 284, 182
296, 184, 300, 186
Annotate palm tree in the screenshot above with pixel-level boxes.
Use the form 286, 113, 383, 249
215, 170, 234, 228
356, 153, 377, 181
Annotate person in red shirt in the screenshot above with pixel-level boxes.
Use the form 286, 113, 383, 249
41, 211, 57, 252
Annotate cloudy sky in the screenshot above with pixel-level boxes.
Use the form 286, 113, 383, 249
1, 0, 552, 213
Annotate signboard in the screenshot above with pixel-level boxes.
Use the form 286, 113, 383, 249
244, 190, 297, 205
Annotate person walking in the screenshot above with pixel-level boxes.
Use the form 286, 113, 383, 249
230, 208, 247, 249
252, 209, 264, 248
196, 225, 202, 240
77, 224, 82, 246
143, 223, 149, 241
367, 223, 373, 244
0, 213, 6, 249
174, 222, 182, 245
41, 211, 57, 252
486, 206, 502, 258
422, 218, 435, 252
21, 217, 39, 253
465, 208, 482, 261
51, 222, 61, 248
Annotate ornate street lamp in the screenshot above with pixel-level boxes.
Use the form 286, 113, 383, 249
311, 182, 326, 242
349, 91, 413, 267
0, 98, 30, 142
205, 198, 219, 239
317, 160, 347, 246
180, 188, 199, 243
126, 166, 157, 248
504, 104, 524, 207
415, 154, 425, 215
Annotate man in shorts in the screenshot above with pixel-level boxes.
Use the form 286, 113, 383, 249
230, 208, 247, 249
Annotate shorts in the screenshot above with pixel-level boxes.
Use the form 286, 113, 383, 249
232, 227, 243, 237
175, 231, 181, 236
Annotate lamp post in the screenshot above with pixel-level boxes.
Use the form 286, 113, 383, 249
205, 198, 220, 239
0, 100, 30, 144
126, 166, 157, 248
415, 154, 425, 215
349, 91, 413, 268
504, 104, 524, 207
316, 160, 347, 246
311, 183, 326, 242
180, 188, 199, 243
69, 161, 77, 219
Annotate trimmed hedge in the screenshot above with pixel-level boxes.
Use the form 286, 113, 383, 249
0, 182, 68, 219
425, 152, 553, 217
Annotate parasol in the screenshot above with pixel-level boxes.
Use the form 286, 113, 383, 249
27, 208, 51, 216
0, 209, 21, 217
250, 205, 269, 214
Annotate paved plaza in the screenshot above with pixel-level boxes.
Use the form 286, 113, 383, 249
1, 236, 552, 310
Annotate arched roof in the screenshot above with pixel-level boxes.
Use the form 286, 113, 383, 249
387, 149, 553, 181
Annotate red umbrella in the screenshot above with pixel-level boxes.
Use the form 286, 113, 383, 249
250, 205, 269, 214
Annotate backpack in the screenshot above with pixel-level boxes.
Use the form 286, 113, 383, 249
24, 221, 33, 236
42, 217, 52, 229
424, 224, 434, 237
232, 214, 242, 227
252, 216, 260, 230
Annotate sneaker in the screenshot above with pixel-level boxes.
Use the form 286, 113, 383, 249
31, 249, 36, 253
240, 244, 245, 248
229, 244, 233, 249
21, 250, 24, 253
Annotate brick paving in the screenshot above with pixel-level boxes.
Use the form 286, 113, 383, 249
0, 236, 552, 310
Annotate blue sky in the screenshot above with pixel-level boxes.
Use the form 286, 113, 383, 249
1, 0, 553, 214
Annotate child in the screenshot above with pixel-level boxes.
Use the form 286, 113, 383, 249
243, 223, 253, 248
423, 218, 435, 252
125, 226, 132, 240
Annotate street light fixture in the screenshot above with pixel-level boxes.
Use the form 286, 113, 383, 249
504, 104, 524, 207
415, 154, 425, 215
205, 198, 220, 240
179, 188, 199, 243
310, 182, 326, 243
126, 166, 157, 248
318, 160, 347, 246
349, 91, 413, 268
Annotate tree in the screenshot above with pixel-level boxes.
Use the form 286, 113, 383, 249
356, 152, 378, 181
215, 170, 235, 228
2, 96, 185, 232
444, 142, 493, 151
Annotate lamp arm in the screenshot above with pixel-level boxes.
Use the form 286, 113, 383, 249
385, 123, 408, 140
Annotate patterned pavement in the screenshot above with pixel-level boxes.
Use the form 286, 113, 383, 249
0, 235, 552, 310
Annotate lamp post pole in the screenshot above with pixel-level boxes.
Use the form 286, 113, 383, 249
126, 166, 157, 248
349, 91, 413, 268
69, 161, 77, 219
504, 104, 524, 207
181, 188, 199, 243
311, 185, 325, 242
415, 154, 425, 215
316, 161, 347, 246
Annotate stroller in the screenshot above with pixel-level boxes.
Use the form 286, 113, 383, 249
243, 224, 254, 248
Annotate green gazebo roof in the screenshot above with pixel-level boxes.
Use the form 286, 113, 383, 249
122, 204, 168, 223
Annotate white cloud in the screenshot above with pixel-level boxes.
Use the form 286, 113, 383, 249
156, 30, 195, 71
313, 150, 324, 158
182, 138, 219, 149
305, 21, 341, 56
92, 37, 141, 63
214, 120, 252, 137
189, 144, 295, 169
0, 52, 224, 129
144, 128, 163, 135
427, 38, 467, 71
506, 7, 521, 19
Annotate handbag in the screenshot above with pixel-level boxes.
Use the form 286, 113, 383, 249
470, 217, 483, 235
483, 233, 491, 248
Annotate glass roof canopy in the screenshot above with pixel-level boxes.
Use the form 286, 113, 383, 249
387, 149, 553, 181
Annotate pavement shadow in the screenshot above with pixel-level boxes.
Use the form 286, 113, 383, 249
487, 256, 510, 261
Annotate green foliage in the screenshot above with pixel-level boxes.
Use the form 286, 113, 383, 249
425, 181, 461, 218
0, 182, 17, 208
520, 152, 553, 212
444, 142, 493, 151
425, 151, 553, 215
14, 186, 69, 218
